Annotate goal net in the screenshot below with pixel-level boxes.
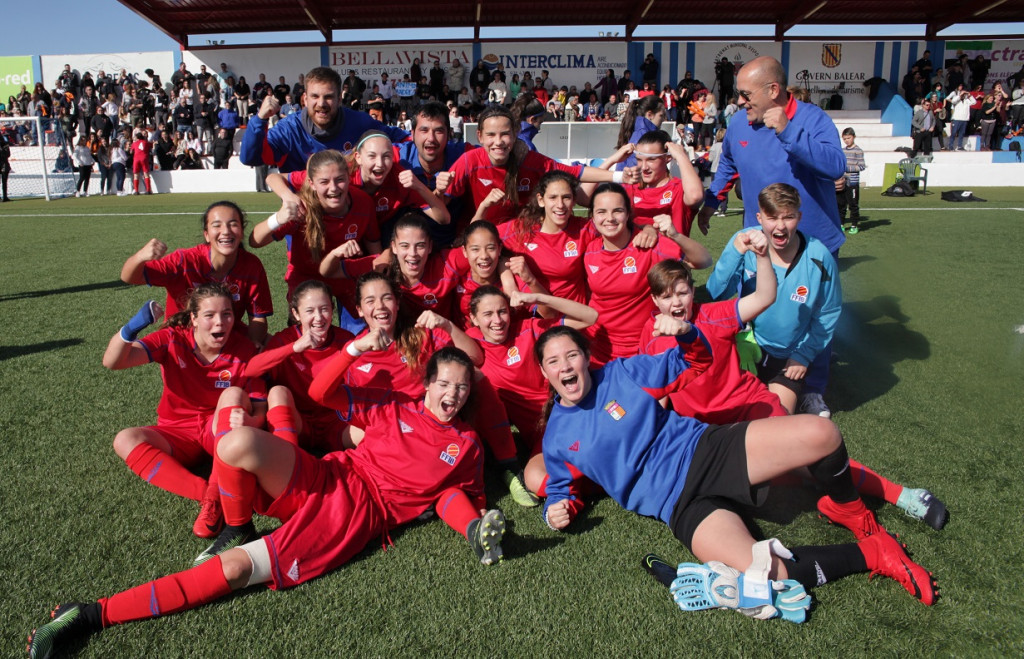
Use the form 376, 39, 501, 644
0, 116, 76, 200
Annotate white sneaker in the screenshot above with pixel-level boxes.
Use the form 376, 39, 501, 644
75, 191, 81, 198
798, 393, 831, 418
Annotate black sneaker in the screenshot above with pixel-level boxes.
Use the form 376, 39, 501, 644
194, 521, 256, 566
467, 509, 506, 566
27, 602, 100, 659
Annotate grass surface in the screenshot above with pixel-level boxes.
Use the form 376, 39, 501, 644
2, 188, 1024, 656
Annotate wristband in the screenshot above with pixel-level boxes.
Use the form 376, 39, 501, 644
345, 342, 364, 357
120, 300, 159, 343
611, 170, 624, 184
266, 212, 281, 231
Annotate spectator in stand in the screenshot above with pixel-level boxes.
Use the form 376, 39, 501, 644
195, 93, 217, 153
470, 60, 490, 91
978, 93, 998, 151
273, 76, 290, 105
700, 92, 718, 149
170, 62, 190, 89
110, 137, 129, 195
837, 127, 865, 233
216, 100, 240, 144
969, 54, 991, 90
911, 99, 936, 156
57, 64, 80, 97
173, 100, 194, 136
216, 62, 236, 90
78, 85, 99, 136
604, 93, 620, 120
155, 128, 176, 171
429, 61, 446, 98
234, 76, 251, 119
210, 128, 233, 169
93, 136, 111, 194
508, 74, 522, 100
73, 135, 95, 197
533, 81, 550, 107
618, 69, 634, 95
641, 53, 659, 87
660, 85, 678, 121
487, 72, 508, 106
912, 50, 934, 80
948, 86, 976, 151
449, 104, 464, 140
595, 69, 619, 104
252, 73, 272, 107
457, 86, 474, 108
564, 94, 582, 122
447, 59, 466, 93
715, 57, 737, 102
292, 73, 305, 103
279, 93, 300, 117
377, 72, 396, 120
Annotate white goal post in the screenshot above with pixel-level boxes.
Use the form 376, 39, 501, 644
0, 115, 76, 200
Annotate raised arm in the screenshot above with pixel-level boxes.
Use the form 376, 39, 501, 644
509, 291, 597, 330
308, 329, 390, 410
416, 311, 484, 366
398, 169, 450, 225
734, 230, 777, 324
120, 239, 168, 285
102, 301, 163, 370
651, 214, 712, 270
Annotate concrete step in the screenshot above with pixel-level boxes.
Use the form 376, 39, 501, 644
827, 110, 884, 121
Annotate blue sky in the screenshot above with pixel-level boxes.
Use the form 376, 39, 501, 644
2, 0, 1021, 56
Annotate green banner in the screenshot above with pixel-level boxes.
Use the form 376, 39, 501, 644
0, 56, 34, 110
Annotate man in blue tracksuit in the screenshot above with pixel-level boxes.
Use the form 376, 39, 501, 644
240, 66, 407, 174
697, 57, 845, 416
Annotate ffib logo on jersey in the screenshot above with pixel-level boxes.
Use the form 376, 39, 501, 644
563, 240, 578, 257
506, 346, 521, 366
344, 223, 359, 240
604, 400, 626, 420
790, 285, 809, 304
518, 177, 531, 192
439, 442, 459, 466
375, 197, 390, 213
659, 190, 673, 205
228, 283, 241, 301
622, 256, 638, 274
423, 293, 439, 307
215, 369, 232, 389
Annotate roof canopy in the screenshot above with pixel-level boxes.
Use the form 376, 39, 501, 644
118, 0, 1024, 46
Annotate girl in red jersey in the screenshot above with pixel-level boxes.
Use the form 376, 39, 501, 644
439, 105, 640, 229
129, 129, 153, 194
243, 280, 356, 452
639, 258, 948, 531
590, 130, 704, 258
583, 183, 711, 366
349, 129, 449, 239
466, 285, 596, 496
27, 348, 509, 658
102, 283, 267, 538
255, 149, 380, 317
121, 201, 274, 345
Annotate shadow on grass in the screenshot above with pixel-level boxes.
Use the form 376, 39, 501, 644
830, 295, 930, 413
0, 338, 85, 361
0, 279, 127, 302
838, 254, 877, 273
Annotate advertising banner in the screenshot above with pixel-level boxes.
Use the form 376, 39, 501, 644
944, 40, 1024, 90
692, 42, 782, 95
328, 43, 472, 83
0, 56, 34, 106
479, 42, 628, 91
788, 41, 876, 109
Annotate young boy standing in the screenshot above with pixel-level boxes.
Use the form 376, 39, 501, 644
706, 183, 841, 416
837, 127, 866, 233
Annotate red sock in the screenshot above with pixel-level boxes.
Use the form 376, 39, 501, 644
535, 474, 548, 498
125, 443, 205, 501
99, 555, 232, 626
267, 406, 300, 446
471, 377, 517, 463
132, 178, 139, 193
213, 452, 258, 526
143, 177, 152, 193
436, 488, 480, 539
849, 459, 903, 505
214, 405, 244, 441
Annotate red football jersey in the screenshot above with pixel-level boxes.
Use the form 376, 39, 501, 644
351, 163, 426, 225
396, 249, 460, 319
498, 218, 594, 304
446, 148, 583, 224
345, 327, 451, 397
584, 234, 675, 365
638, 300, 787, 424
258, 325, 355, 420
624, 178, 695, 258
143, 244, 273, 332
139, 325, 267, 428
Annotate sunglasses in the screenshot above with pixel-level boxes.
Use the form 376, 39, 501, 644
738, 83, 774, 101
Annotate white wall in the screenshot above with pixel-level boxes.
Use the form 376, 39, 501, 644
40, 52, 174, 90
183, 46, 322, 87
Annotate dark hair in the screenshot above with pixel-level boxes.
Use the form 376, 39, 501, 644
412, 101, 448, 129
355, 271, 425, 373
616, 95, 665, 148
476, 105, 528, 204
305, 66, 341, 90
289, 280, 334, 313
589, 182, 632, 216
511, 92, 545, 126
460, 219, 502, 247
636, 129, 671, 149
514, 170, 578, 245
468, 284, 508, 316
423, 346, 477, 419
533, 325, 591, 429
201, 201, 247, 247
647, 260, 693, 297
842, 127, 856, 137
166, 282, 233, 328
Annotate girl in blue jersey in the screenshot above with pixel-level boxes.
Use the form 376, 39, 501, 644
535, 323, 938, 617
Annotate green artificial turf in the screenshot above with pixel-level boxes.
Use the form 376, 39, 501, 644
1, 187, 1023, 656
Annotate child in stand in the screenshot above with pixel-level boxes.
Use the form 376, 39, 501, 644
838, 127, 865, 234
706, 183, 840, 417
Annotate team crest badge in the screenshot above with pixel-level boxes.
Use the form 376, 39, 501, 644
214, 369, 232, 389
344, 223, 359, 240
622, 256, 638, 274
506, 346, 522, 366
604, 400, 626, 420
440, 442, 459, 465
563, 240, 578, 257
822, 44, 841, 68
659, 190, 673, 205
790, 285, 809, 304
228, 283, 241, 301
423, 293, 439, 307
375, 197, 390, 213
518, 177, 531, 192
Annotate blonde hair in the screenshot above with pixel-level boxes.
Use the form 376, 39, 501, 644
298, 149, 349, 262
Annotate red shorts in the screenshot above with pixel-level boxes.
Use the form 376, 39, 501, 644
133, 158, 151, 174
148, 417, 216, 465
258, 448, 384, 590
299, 410, 349, 453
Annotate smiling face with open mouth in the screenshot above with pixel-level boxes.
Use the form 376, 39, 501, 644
462, 226, 502, 282
477, 115, 514, 167
391, 225, 432, 284
311, 161, 351, 216
292, 287, 334, 341
538, 178, 575, 231
355, 135, 394, 192
756, 207, 801, 254
539, 334, 592, 407
470, 293, 511, 344
203, 205, 244, 260
304, 80, 339, 130
423, 361, 472, 423
356, 279, 399, 337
